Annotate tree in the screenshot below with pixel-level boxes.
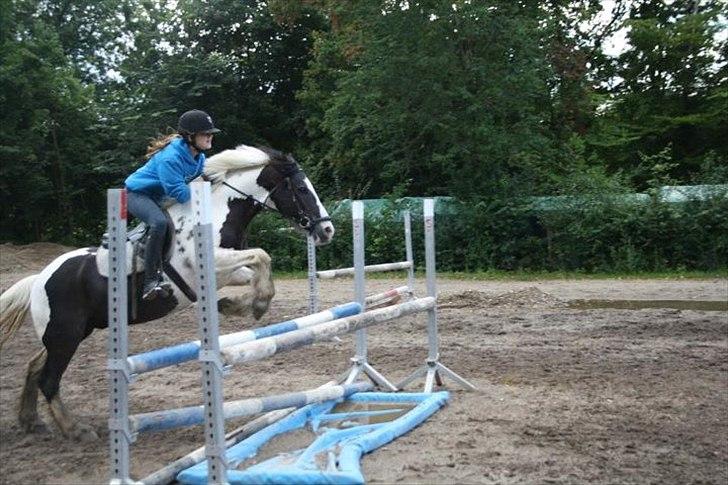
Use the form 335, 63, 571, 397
0, 5, 100, 242
298, 1, 556, 199
590, 0, 727, 187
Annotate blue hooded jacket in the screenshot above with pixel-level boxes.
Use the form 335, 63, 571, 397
125, 137, 205, 204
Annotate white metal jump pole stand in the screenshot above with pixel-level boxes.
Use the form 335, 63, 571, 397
341, 201, 398, 391
404, 209, 415, 292
107, 184, 228, 484
307, 233, 318, 314
107, 189, 135, 485
190, 181, 228, 484
397, 199, 477, 393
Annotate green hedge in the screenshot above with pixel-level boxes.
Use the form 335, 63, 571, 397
246, 196, 728, 273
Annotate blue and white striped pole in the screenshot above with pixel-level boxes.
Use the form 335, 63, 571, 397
223, 297, 436, 367
127, 302, 361, 375
129, 382, 372, 434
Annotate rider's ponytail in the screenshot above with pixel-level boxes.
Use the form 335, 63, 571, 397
144, 133, 181, 160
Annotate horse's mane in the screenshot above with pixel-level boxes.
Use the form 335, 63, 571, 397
204, 144, 270, 181
204, 144, 298, 186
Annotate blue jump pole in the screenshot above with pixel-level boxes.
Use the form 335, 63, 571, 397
127, 302, 362, 375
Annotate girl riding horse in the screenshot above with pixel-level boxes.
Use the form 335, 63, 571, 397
0, 137, 334, 441
126, 109, 221, 301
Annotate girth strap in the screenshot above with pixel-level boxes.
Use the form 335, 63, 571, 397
162, 261, 198, 302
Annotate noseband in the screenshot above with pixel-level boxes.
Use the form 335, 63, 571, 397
214, 164, 331, 234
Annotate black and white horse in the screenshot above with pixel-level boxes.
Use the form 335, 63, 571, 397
0, 145, 334, 441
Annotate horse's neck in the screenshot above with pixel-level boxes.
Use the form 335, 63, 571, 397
211, 168, 269, 248
218, 198, 261, 249
165, 173, 266, 250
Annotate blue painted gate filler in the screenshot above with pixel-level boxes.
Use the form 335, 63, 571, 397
177, 391, 449, 484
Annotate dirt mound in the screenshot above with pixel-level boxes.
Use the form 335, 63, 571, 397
440, 287, 565, 309
0, 242, 76, 272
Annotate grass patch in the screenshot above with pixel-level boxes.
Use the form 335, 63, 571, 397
272, 269, 728, 280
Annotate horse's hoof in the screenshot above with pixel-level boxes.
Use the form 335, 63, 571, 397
70, 423, 99, 442
252, 299, 270, 320
217, 297, 237, 314
19, 413, 40, 433
31, 421, 50, 433
20, 417, 47, 434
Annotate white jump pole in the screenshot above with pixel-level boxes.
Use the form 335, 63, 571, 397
126, 301, 362, 375
316, 261, 412, 279
342, 201, 398, 391
397, 199, 476, 392
107, 189, 134, 485
364, 285, 411, 308
190, 181, 228, 484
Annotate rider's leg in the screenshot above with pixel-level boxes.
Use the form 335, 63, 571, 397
127, 191, 168, 300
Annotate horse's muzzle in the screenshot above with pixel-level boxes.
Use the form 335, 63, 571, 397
311, 220, 335, 246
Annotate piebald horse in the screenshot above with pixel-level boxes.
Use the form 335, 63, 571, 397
0, 145, 334, 441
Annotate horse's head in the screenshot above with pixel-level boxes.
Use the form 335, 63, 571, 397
204, 145, 335, 246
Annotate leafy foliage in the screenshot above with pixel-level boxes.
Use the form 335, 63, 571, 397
0, 0, 725, 272
299, 1, 556, 199
589, 0, 728, 188
0, 7, 101, 241
246, 195, 728, 273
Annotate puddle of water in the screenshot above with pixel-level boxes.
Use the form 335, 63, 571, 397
568, 299, 727, 312
323, 401, 417, 427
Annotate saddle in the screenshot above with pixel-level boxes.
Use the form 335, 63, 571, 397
100, 211, 198, 303
101, 211, 175, 261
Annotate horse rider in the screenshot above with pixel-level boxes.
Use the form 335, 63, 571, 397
125, 109, 221, 300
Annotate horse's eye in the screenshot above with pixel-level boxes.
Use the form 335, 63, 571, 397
296, 185, 308, 192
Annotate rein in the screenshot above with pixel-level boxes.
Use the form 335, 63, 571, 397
212, 171, 331, 234
221, 180, 278, 213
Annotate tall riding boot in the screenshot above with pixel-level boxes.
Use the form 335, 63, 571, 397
142, 271, 163, 301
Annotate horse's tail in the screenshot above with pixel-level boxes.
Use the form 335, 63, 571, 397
0, 275, 37, 350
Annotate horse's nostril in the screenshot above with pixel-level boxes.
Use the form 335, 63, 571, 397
325, 226, 333, 234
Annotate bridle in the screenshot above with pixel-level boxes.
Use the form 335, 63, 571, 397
211, 163, 331, 234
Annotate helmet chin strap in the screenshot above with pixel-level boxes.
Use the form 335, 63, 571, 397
185, 134, 205, 154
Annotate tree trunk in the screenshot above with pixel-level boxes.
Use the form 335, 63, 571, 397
49, 121, 73, 232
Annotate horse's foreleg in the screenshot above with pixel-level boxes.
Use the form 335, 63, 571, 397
18, 348, 47, 433
39, 329, 99, 442
246, 248, 275, 319
227, 266, 254, 286
217, 294, 256, 315
214, 248, 275, 320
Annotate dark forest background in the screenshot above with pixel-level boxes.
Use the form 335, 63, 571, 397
1, 0, 726, 271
